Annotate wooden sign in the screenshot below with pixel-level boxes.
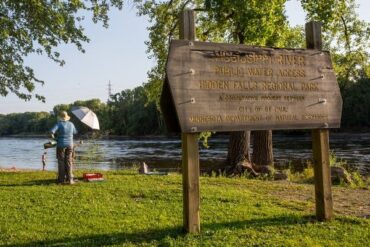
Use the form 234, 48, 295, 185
162, 40, 342, 133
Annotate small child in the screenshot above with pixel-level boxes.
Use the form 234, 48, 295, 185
139, 162, 149, 174
41, 152, 47, 171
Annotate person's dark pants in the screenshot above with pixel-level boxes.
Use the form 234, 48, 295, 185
56, 147, 73, 183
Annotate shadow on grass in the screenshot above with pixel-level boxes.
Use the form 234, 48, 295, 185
0, 175, 109, 187
4, 215, 316, 246
0, 179, 57, 187
0, 173, 164, 187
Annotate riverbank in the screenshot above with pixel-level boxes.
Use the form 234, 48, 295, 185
0, 170, 369, 246
1, 134, 370, 175
3, 128, 370, 138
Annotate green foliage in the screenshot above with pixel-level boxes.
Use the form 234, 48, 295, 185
341, 76, 370, 128
136, 0, 370, 133
0, 111, 53, 135
284, 154, 368, 189
288, 161, 315, 184
329, 151, 368, 189
301, 0, 370, 87
0, 170, 369, 246
350, 171, 367, 189
329, 151, 348, 168
108, 86, 164, 135
203, 0, 292, 46
135, 0, 305, 107
0, 0, 123, 101
198, 131, 213, 148
0, 94, 164, 136
135, 0, 184, 107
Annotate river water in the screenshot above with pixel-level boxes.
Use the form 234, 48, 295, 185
0, 133, 369, 175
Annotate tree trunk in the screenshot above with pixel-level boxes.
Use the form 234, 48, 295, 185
251, 130, 273, 166
226, 131, 251, 167
224, 35, 274, 174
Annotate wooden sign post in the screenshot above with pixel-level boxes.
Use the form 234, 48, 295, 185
179, 10, 200, 233
306, 22, 333, 221
161, 10, 341, 233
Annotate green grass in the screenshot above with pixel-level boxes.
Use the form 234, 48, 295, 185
0, 170, 369, 246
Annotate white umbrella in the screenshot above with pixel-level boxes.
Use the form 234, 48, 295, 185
71, 106, 100, 130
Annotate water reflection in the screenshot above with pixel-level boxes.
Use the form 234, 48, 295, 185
0, 133, 369, 175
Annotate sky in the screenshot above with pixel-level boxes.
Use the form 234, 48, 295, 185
0, 0, 369, 114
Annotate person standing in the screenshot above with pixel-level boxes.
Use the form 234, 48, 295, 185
41, 152, 47, 171
50, 111, 78, 184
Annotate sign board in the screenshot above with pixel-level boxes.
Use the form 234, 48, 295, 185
162, 40, 342, 133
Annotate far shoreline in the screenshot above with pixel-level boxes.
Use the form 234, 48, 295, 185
2, 130, 370, 139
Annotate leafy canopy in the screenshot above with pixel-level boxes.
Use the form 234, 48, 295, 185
135, 0, 303, 106
301, 0, 370, 87
136, 0, 369, 106
0, 0, 123, 101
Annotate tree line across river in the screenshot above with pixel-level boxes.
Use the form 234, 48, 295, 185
0, 76, 370, 137
0, 86, 163, 136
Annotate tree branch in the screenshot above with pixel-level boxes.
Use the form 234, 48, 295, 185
340, 15, 351, 52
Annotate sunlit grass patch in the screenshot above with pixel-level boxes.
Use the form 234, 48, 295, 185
0, 170, 369, 246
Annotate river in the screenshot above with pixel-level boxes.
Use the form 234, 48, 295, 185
0, 133, 369, 175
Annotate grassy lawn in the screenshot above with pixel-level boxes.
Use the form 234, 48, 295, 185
0, 170, 369, 246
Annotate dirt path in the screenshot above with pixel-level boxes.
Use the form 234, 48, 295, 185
268, 181, 370, 218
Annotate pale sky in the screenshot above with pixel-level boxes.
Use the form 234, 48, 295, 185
0, 0, 369, 114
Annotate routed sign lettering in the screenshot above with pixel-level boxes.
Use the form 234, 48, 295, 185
161, 40, 342, 133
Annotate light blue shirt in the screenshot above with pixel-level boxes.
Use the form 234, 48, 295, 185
50, 121, 77, 148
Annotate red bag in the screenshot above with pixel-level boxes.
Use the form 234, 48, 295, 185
83, 173, 104, 182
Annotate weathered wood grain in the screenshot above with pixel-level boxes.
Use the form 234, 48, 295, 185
178, 9, 201, 234
165, 40, 342, 133
307, 21, 334, 221
312, 129, 333, 220
182, 133, 200, 233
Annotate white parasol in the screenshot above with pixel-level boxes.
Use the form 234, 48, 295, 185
71, 106, 100, 130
